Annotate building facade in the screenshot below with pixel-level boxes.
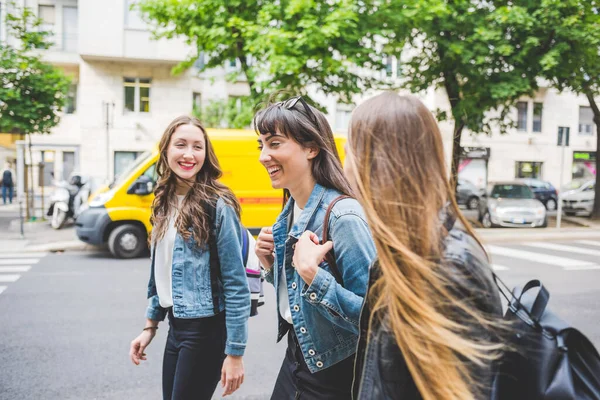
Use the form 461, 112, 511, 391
1, 0, 597, 193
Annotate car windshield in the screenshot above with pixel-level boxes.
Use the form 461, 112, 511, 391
109, 151, 153, 189
491, 184, 534, 199
561, 179, 589, 192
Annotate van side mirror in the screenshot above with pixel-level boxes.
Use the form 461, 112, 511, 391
127, 175, 155, 196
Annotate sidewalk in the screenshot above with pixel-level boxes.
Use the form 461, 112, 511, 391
0, 204, 100, 253
1, 205, 600, 253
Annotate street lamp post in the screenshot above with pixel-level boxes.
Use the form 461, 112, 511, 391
103, 101, 115, 183
556, 126, 570, 229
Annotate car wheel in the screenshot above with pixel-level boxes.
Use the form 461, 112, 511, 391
482, 212, 493, 228
467, 196, 479, 210
545, 198, 557, 211
108, 224, 147, 259
539, 216, 548, 228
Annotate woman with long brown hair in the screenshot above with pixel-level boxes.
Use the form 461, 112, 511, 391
128, 116, 250, 399
297, 92, 504, 400
254, 96, 376, 399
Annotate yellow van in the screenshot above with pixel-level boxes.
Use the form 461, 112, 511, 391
75, 129, 346, 258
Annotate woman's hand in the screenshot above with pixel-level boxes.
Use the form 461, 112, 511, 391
255, 226, 275, 270
129, 328, 156, 365
293, 230, 333, 285
221, 355, 244, 397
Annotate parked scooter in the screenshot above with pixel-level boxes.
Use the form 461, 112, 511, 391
47, 174, 92, 229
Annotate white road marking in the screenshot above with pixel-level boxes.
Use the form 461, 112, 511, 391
575, 240, 600, 248
0, 259, 40, 265
0, 274, 21, 283
0, 266, 31, 273
524, 242, 600, 257
0, 286, 6, 294
0, 253, 47, 258
492, 264, 510, 271
486, 245, 596, 269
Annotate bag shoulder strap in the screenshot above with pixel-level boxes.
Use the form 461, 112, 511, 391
322, 195, 352, 285
205, 199, 222, 315
241, 228, 250, 267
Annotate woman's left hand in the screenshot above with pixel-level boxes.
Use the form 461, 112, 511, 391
293, 230, 333, 285
221, 355, 244, 397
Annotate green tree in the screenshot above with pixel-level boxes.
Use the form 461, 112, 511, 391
523, 0, 600, 219
375, 0, 550, 186
136, 0, 390, 106
0, 2, 71, 216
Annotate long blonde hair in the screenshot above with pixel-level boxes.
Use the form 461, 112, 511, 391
151, 116, 240, 245
348, 93, 503, 400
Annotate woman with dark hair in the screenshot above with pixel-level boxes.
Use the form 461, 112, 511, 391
301, 92, 504, 400
254, 97, 376, 399
128, 116, 250, 400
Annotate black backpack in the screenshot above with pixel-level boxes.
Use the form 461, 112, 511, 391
493, 275, 600, 399
2, 170, 12, 187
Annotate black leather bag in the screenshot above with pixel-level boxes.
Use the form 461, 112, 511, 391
494, 276, 600, 399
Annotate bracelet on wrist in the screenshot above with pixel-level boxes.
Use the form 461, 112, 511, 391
143, 326, 158, 331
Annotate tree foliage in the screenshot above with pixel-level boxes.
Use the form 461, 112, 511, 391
0, 2, 71, 135
136, 0, 391, 105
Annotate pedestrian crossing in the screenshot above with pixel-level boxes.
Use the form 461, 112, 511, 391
0, 252, 46, 296
487, 240, 600, 272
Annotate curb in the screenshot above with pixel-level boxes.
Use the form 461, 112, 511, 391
23, 241, 102, 253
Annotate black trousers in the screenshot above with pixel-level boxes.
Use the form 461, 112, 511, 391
162, 309, 226, 400
271, 328, 355, 400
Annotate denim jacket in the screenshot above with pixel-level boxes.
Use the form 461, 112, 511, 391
263, 183, 377, 373
146, 197, 251, 356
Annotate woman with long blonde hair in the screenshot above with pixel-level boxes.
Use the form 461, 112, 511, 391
297, 92, 504, 399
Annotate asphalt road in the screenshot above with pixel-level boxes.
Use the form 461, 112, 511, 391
1, 238, 599, 400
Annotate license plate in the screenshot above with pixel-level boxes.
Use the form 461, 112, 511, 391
511, 218, 525, 224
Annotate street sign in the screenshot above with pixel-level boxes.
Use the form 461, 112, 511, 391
557, 126, 570, 147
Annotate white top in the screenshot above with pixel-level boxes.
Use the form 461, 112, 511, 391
279, 202, 303, 324
155, 195, 185, 308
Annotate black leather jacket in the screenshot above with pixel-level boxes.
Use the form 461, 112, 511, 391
352, 215, 503, 400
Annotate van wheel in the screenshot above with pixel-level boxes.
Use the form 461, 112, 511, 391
108, 224, 147, 259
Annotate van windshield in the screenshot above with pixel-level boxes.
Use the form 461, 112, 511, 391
109, 151, 153, 189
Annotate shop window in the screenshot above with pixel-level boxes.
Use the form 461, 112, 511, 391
516, 161, 543, 179
114, 151, 143, 177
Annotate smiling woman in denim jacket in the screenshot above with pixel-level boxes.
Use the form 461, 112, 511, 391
128, 116, 251, 400
254, 97, 377, 399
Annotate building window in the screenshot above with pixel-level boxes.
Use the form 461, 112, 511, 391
516, 161, 543, 179
38, 5, 55, 45
125, 0, 146, 30
192, 92, 201, 114
193, 52, 205, 70
114, 151, 143, 177
62, 6, 78, 52
335, 104, 353, 132
123, 78, 151, 113
516, 102, 528, 131
64, 83, 77, 114
579, 106, 595, 135
533, 102, 543, 133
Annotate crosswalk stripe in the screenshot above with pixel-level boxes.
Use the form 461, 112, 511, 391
563, 265, 600, 271
0, 266, 31, 273
0, 259, 40, 265
524, 242, 600, 257
0, 252, 47, 258
492, 264, 509, 271
0, 286, 6, 294
575, 240, 600, 248
486, 245, 596, 268
0, 274, 21, 283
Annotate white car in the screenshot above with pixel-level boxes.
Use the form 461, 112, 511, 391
561, 179, 595, 217
479, 182, 547, 228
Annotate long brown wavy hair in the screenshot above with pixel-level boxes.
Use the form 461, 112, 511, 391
347, 93, 504, 400
253, 97, 353, 205
150, 116, 241, 246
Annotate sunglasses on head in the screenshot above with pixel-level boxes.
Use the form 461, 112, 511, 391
275, 96, 320, 127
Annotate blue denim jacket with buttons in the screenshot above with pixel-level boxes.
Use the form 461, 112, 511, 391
146, 197, 251, 356
263, 183, 377, 373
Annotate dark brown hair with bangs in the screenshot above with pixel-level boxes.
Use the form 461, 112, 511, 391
253, 99, 353, 205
